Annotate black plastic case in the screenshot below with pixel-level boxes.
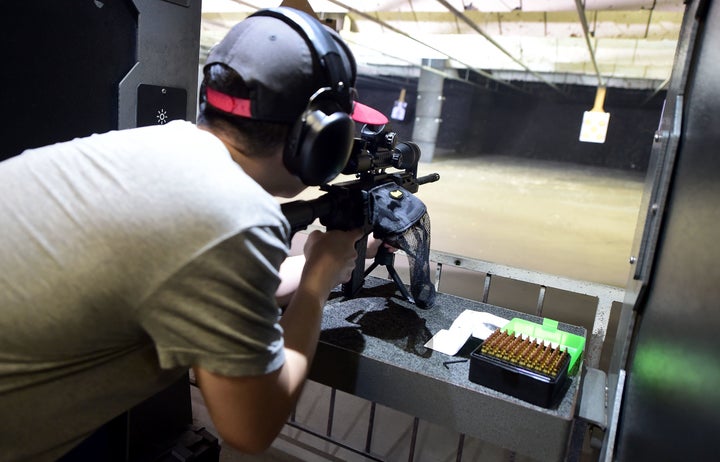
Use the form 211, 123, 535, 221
469, 343, 570, 408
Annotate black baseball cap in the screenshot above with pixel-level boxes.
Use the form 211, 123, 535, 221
204, 7, 388, 126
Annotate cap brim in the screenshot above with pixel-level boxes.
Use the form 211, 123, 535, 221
351, 102, 389, 125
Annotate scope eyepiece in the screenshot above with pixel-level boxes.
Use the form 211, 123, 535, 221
342, 126, 413, 175
392, 141, 420, 170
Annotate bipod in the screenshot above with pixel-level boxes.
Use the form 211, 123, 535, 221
364, 245, 415, 304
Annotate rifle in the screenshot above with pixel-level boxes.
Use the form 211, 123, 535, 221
281, 125, 440, 300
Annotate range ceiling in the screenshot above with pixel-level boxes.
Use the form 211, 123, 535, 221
200, 0, 685, 91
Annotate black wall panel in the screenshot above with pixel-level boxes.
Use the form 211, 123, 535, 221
1, 1, 138, 160
0, 0, 201, 163
357, 75, 665, 172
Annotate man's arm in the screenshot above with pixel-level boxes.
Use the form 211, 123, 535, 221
275, 233, 391, 307
194, 229, 362, 453
275, 254, 305, 308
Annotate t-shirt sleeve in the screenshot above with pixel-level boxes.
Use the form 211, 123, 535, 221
137, 225, 288, 377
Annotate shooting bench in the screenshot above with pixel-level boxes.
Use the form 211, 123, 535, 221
287, 250, 623, 461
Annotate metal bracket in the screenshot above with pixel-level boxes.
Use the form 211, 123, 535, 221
600, 369, 626, 462
577, 367, 608, 429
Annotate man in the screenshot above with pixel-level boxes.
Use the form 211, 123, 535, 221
0, 7, 389, 461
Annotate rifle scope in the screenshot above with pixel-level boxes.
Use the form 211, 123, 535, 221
342, 126, 420, 175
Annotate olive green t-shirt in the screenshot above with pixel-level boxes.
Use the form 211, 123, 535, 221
0, 121, 289, 461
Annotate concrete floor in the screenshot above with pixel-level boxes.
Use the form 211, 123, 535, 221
291, 152, 643, 288
192, 154, 645, 462
415, 154, 644, 289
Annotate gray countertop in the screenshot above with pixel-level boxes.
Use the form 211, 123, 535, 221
309, 276, 587, 461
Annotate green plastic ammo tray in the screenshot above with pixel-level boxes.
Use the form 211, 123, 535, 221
469, 317, 586, 408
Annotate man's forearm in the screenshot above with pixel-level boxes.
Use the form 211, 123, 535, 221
194, 286, 327, 454
279, 281, 326, 376
276, 254, 305, 307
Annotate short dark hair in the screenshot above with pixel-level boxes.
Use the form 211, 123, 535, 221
197, 63, 289, 157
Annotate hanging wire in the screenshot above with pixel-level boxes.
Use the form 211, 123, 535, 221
574, 0, 604, 87
642, 75, 670, 106
326, 0, 526, 93
344, 36, 513, 92
230, 0, 261, 9
434, 0, 566, 96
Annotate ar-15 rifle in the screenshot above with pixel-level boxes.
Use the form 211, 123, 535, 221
281, 124, 440, 300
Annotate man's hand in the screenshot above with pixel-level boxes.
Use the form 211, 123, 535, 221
276, 229, 365, 307
302, 229, 364, 296
365, 233, 398, 260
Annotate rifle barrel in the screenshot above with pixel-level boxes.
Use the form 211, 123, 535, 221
417, 173, 440, 185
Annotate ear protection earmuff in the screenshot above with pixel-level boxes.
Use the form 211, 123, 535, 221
250, 7, 356, 186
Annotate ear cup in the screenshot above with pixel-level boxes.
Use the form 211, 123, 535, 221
253, 7, 358, 186
284, 106, 354, 186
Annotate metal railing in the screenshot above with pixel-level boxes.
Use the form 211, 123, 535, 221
430, 250, 625, 369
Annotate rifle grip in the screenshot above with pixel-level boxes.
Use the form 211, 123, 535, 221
342, 233, 369, 297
